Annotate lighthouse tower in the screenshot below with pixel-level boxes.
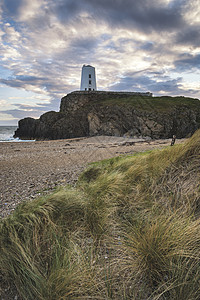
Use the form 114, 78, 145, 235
80, 65, 97, 91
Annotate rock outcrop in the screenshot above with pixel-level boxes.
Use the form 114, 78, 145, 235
14, 91, 200, 140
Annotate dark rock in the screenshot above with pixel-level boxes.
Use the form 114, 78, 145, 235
14, 91, 200, 140
14, 117, 38, 140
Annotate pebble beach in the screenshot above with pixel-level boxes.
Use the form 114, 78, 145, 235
0, 136, 186, 219
0, 135, 187, 299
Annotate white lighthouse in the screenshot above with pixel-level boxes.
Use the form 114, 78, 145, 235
80, 65, 97, 91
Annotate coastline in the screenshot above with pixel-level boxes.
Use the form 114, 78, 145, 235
0, 136, 186, 218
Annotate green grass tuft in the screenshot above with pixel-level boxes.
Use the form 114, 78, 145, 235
0, 129, 200, 299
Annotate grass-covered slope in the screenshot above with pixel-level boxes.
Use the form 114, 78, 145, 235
1, 130, 200, 299
94, 95, 200, 112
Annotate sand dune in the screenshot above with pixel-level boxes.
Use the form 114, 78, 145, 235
0, 136, 185, 218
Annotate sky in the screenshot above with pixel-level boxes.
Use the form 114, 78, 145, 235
0, 0, 200, 125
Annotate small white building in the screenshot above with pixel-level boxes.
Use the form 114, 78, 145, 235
80, 65, 97, 91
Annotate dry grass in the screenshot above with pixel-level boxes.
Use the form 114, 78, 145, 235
0, 130, 200, 299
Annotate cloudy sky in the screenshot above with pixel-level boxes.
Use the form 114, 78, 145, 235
0, 0, 200, 125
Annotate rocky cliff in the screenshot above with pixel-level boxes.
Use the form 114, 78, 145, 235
14, 91, 200, 140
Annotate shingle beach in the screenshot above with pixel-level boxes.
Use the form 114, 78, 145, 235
0, 136, 186, 218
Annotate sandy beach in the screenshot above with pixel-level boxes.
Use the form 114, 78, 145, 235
0, 136, 186, 218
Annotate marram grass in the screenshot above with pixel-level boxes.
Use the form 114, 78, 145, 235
0, 130, 200, 299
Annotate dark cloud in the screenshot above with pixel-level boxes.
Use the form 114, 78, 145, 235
139, 41, 154, 51
0, 78, 25, 88
175, 26, 200, 47
0, 59, 79, 99
0, 71, 70, 95
16, 99, 60, 112
51, 0, 85, 23
0, 75, 46, 88
109, 73, 185, 95
2, 0, 23, 16
15, 75, 46, 82
1, 0, 192, 38
98, 0, 184, 31
71, 37, 99, 50
175, 54, 200, 71
51, 0, 186, 32
23, 0, 178, 34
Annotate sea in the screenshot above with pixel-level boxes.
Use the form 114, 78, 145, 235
0, 126, 35, 142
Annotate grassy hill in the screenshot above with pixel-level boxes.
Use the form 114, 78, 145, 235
0, 129, 200, 299
94, 95, 200, 112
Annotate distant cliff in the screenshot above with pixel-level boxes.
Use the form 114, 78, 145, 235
14, 91, 200, 140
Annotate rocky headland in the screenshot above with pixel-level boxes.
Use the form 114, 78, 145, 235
14, 91, 200, 140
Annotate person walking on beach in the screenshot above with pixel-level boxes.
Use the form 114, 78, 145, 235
171, 135, 176, 146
